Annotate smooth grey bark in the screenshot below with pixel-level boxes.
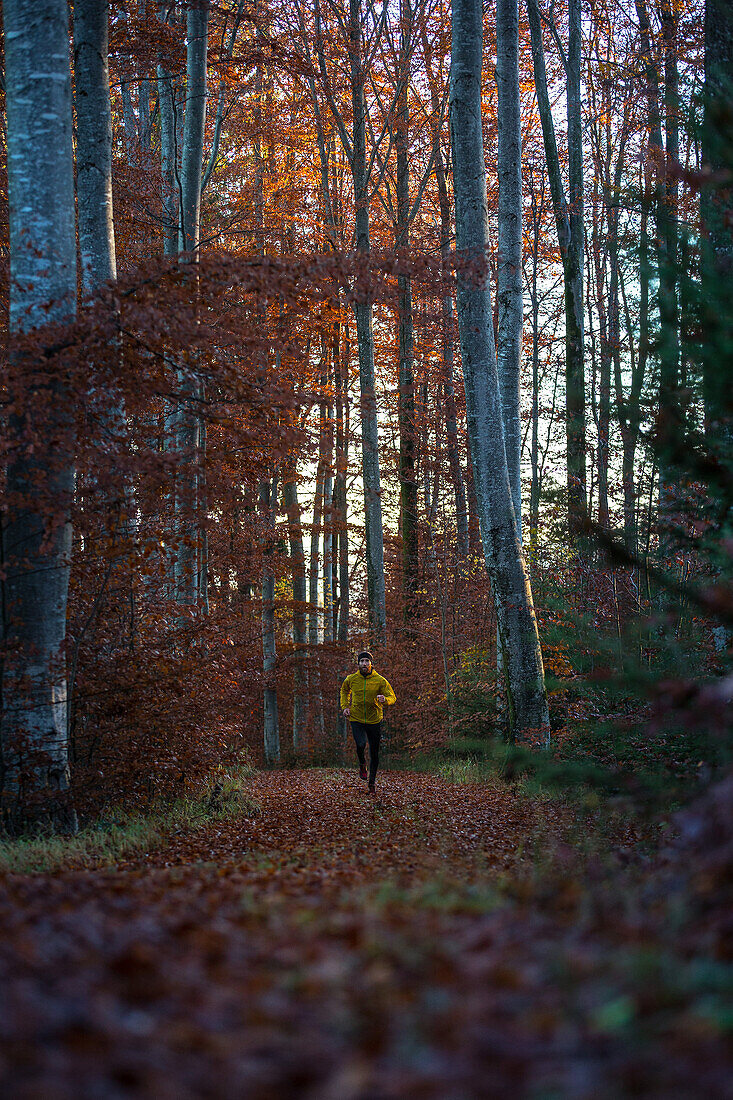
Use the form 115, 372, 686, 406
617, 207, 649, 556
588, 83, 629, 534
526, 167, 547, 568
74, 0, 117, 292
72, 0, 133, 698
260, 476, 280, 764
635, 0, 680, 524
395, 0, 419, 607
495, 0, 524, 724
311, 0, 387, 645
308, 98, 349, 645
74, 0, 126, 463
1, 0, 79, 833
283, 468, 307, 751
334, 320, 351, 644
348, 0, 387, 645
450, 0, 550, 743
119, 6, 139, 161
179, 1, 208, 254
590, 186, 611, 531
422, 25, 469, 561
659, 0, 681, 514
308, 409, 326, 742
201, 0, 245, 193
323, 405, 334, 645
138, 10, 152, 166
157, 52, 180, 258
496, 0, 523, 534
526, 0, 587, 535
74, 0, 129, 496
173, 0, 209, 609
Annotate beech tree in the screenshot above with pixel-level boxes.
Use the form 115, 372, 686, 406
75, 0, 117, 297
1, 0, 79, 833
450, 0, 550, 741
526, 0, 587, 536
303, 0, 390, 645
496, 0, 523, 532
173, 0, 210, 608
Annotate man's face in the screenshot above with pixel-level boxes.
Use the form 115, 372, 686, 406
358, 657, 372, 675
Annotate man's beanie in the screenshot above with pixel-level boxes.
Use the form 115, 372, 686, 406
358, 651, 373, 662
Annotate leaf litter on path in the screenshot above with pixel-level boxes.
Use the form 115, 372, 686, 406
1, 769, 731, 1099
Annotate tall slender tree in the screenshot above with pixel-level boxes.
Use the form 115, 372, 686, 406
305, 0, 389, 644
173, 0, 210, 609
394, 0, 419, 607
75, 0, 117, 295
260, 475, 280, 763
701, 0, 732, 438
1, 0, 79, 833
526, 0, 587, 537
422, 25, 469, 563
496, 0, 523, 533
451, 0, 550, 742
635, 0, 681, 525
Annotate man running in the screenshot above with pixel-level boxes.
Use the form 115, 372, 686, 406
340, 651, 396, 795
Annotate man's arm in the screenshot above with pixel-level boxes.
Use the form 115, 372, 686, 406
340, 676, 352, 712
380, 677, 396, 706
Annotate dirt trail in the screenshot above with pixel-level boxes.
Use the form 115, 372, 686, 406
131, 769, 541, 878
1, 770, 729, 1099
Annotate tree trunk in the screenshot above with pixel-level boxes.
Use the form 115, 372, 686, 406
495, 0, 524, 725
157, 41, 180, 259
527, 169, 545, 570
334, 320, 351, 644
348, 0, 387, 645
702, 0, 733, 437
283, 467, 307, 751
260, 476, 280, 764
74, 0, 126, 483
75, 0, 117, 293
591, 199, 611, 531
1, 0, 79, 834
496, 0, 523, 534
526, 0, 587, 536
451, 0, 550, 743
323, 402, 334, 644
659, 0, 681, 519
308, 439, 326, 743
617, 209, 648, 557
702, 0, 733, 654
173, 0, 209, 608
635, 0, 680, 528
396, 0, 419, 609
422, 24, 469, 560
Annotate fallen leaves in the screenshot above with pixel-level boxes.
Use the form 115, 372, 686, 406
1, 768, 731, 1098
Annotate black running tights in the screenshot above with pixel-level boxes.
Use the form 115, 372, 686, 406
350, 721, 381, 786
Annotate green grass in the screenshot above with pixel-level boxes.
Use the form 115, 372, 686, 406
435, 753, 511, 789
0, 769, 260, 876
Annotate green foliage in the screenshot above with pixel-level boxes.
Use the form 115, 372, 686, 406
444, 644, 497, 735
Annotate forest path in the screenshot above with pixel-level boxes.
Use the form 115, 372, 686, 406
128, 767, 545, 882
1, 769, 726, 1098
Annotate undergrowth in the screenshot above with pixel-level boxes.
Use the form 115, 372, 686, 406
0, 767, 259, 875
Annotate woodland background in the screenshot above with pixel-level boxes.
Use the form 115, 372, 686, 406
0, 0, 730, 826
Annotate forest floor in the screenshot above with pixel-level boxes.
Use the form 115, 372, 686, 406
1, 767, 732, 1099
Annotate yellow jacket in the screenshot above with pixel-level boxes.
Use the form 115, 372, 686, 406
340, 669, 396, 724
